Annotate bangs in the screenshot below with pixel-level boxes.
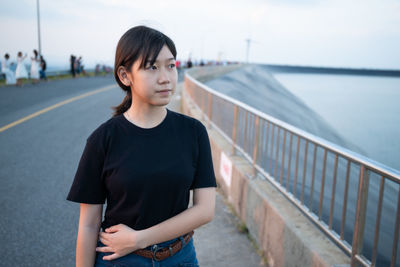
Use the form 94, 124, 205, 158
115, 25, 177, 83
138, 35, 166, 69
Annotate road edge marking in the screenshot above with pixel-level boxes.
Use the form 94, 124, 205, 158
0, 84, 116, 133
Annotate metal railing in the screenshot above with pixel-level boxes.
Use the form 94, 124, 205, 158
184, 67, 400, 267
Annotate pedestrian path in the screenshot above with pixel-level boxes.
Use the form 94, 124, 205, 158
167, 83, 266, 267
194, 192, 265, 266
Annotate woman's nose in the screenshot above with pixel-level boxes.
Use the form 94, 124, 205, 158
158, 69, 171, 84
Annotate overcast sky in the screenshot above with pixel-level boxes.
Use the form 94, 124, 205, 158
1, 0, 399, 69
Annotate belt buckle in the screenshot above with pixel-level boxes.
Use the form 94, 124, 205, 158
152, 245, 163, 261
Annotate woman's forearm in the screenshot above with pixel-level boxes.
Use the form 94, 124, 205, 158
76, 225, 100, 267
140, 204, 213, 248
97, 189, 215, 261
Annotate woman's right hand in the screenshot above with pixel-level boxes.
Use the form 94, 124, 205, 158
96, 224, 147, 261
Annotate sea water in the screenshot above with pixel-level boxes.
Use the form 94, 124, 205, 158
273, 73, 400, 172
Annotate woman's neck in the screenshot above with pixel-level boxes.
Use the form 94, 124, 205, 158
125, 104, 167, 129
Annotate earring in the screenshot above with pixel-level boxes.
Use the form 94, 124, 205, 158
122, 78, 130, 86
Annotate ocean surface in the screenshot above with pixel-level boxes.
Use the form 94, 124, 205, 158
272, 72, 400, 172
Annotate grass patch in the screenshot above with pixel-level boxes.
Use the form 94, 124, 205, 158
237, 222, 249, 234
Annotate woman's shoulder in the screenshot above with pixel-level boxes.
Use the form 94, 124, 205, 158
86, 115, 122, 144
168, 109, 207, 133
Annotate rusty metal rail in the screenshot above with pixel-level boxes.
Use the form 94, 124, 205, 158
184, 67, 400, 267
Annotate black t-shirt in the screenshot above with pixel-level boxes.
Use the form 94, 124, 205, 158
67, 109, 217, 231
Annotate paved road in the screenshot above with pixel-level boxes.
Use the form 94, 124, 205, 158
0, 76, 264, 266
0, 76, 122, 266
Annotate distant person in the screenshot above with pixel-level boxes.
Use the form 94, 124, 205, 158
187, 58, 193, 68
77, 56, 87, 76
95, 64, 100, 76
70, 55, 76, 77
102, 64, 111, 75
15, 52, 28, 86
39, 55, 47, 80
105, 65, 111, 74
102, 64, 106, 75
66, 25, 216, 267
76, 57, 81, 76
30, 49, 40, 83
1, 53, 16, 85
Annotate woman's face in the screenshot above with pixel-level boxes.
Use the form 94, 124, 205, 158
125, 45, 177, 107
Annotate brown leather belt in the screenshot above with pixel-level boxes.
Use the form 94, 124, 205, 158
133, 231, 194, 261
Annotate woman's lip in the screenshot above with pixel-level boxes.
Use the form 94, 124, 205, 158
157, 89, 172, 92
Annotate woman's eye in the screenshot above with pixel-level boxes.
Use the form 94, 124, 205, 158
146, 65, 157, 70
168, 64, 176, 69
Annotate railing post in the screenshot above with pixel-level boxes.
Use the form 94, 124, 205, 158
351, 165, 370, 267
391, 189, 400, 267
341, 161, 351, 240
269, 124, 275, 173
252, 116, 260, 176
286, 133, 293, 192
273, 127, 281, 180
371, 176, 384, 266
207, 92, 213, 129
243, 110, 248, 153
201, 87, 205, 121
232, 105, 239, 155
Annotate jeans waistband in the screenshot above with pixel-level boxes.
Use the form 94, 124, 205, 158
144, 234, 188, 251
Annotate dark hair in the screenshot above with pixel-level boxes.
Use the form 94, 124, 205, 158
4, 53, 9, 59
33, 49, 38, 57
112, 25, 177, 116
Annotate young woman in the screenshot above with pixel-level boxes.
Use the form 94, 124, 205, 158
15, 52, 28, 86
2, 54, 16, 85
67, 25, 217, 267
30, 49, 40, 83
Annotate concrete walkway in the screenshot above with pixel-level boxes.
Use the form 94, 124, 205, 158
167, 83, 266, 267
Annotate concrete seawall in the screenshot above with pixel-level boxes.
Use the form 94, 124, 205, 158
181, 66, 351, 267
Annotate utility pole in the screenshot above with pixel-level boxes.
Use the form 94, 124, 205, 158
245, 38, 251, 63
36, 0, 42, 55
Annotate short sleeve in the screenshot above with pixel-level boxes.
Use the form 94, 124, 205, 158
66, 140, 106, 204
190, 123, 217, 189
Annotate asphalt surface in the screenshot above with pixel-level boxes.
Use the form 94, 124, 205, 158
0, 75, 264, 266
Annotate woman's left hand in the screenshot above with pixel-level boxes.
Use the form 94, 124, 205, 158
96, 224, 146, 261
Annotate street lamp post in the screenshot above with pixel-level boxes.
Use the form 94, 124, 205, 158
36, 0, 42, 55
245, 38, 251, 63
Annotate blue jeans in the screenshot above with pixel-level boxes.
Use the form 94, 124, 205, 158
95, 235, 199, 267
